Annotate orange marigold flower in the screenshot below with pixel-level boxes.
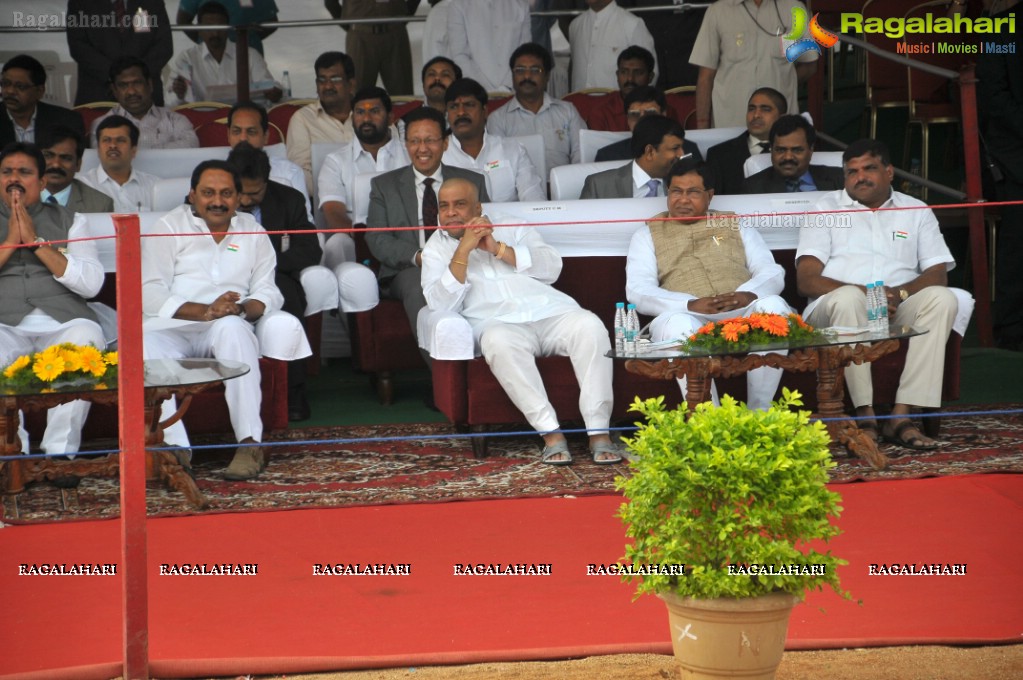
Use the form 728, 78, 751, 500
759, 314, 790, 337
696, 322, 716, 335
721, 322, 750, 343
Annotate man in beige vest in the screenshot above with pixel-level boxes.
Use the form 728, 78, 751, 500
625, 157, 790, 409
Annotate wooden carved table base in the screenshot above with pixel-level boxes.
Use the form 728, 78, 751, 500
0, 388, 211, 518
625, 339, 903, 470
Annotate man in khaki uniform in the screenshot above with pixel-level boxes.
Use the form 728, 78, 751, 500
325, 0, 416, 95
625, 156, 791, 409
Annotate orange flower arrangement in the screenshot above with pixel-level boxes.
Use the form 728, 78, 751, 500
682, 313, 824, 353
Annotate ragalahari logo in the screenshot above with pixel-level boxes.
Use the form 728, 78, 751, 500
784, 7, 840, 62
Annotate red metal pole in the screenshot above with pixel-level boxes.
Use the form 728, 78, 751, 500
958, 64, 993, 347
114, 213, 149, 679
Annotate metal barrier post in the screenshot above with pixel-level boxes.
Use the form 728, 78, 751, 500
114, 214, 149, 679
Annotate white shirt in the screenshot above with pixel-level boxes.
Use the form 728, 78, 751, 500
689, 0, 817, 128
568, 2, 658, 91
447, 0, 531, 93
317, 134, 409, 216
797, 189, 955, 317
487, 96, 586, 169
631, 162, 661, 199
626, 216, 785, 317
165, 41, 279, 105
91, 106, 199, 149
77, 165, 158, 213
269, 155, 313, 222
7, 109, 36, 143
141, 205, 283, 321
443, 132, 545, 203
421, 0, 453, 64
748, 133, 772, 155
285, 100, 356, 193
421, 222, 581, 338
41, 185, 73, 207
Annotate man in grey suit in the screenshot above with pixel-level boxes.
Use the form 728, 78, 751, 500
580, 115, 687, 200
38, 127, 115, 213
742, 115, 843, 194
366, 107, 489, 355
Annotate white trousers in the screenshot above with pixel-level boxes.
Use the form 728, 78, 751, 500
0, 318, 106, 454
650, 295, 791, 410
144, 311, 312, 446
478, 310, 613, 435
806, 285, 957, 408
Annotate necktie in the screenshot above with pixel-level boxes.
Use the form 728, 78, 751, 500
422, 177, 438, 232
758, 142, 771, 153
644, 179, 660, 198
46, 195, 59, 204
785, 179, 801, 192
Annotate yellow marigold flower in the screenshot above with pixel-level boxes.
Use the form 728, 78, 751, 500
78, 346, 107, 377
3, 354, 31, 379
33, 354, 66, 382
59, 347, 84, 372
104, 351, 119, 367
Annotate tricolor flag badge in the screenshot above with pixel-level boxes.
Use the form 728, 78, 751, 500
227, 243, 240, 252
895, 231, 909, 240
486, 159, 501, 171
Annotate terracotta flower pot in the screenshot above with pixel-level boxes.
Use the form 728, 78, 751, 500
658, 591, 798, 680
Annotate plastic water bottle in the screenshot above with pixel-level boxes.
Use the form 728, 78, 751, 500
865, 283, 878, 332
281, 70, 292, 99
613, 302, 626, 354
875, 280, 889, 334
625, 304, 639, 354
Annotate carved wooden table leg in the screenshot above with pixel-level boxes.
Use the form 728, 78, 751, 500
815, 345, 889, 470
0, 397, 26, 497
144, 394, 207, 509
683, 358, 714, 413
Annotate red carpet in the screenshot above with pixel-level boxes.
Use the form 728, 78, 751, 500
1, 474, 1021, 679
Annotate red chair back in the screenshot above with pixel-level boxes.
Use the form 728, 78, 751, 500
563, 90, 613, 123
268, 101, 311, 139
195, 118, 283, 147
74, 103, 116, 134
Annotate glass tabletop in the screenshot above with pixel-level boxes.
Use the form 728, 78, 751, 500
608, 325, 926, 360
0, 358, 249, 397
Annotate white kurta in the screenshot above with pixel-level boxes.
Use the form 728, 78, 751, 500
446, 0, 531, 93
568, 2, 658, 91
443, 132, 545, 203
165, 42, 280, 105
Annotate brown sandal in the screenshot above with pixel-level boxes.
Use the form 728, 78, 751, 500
883, 420, 940, 451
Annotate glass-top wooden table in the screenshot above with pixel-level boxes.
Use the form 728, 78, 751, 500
611, 326, 925, 470
0, 358, 249, 514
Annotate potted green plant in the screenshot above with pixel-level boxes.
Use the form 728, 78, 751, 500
616, 389, 849, 680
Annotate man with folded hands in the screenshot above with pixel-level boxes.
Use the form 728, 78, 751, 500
141, 160, 312, 480
625, 156, 790, 410
421, 177, 624, 466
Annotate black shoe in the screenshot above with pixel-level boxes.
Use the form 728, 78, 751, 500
288, 393, 311, 422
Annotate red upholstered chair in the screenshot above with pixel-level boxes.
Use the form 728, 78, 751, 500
73, 102, 116, 134
195, 117, 284, 147
486, 95, 512, 114
664, 86, 696, 129
268, 99, 315, 139
563, 89, 613, 124
391, 96, 424, 123
172, 101, 232, 131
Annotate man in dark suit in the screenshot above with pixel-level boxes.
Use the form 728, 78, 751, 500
38, 127, 115, 213
595, 86, 701, 163
66, 0, 173, 106
743, 115, 844, 194
704, 87, 786, 196
228, 143, 323, 422
0, 56, 86, 147
581, 115, 687, 200
366, 107, 488, 357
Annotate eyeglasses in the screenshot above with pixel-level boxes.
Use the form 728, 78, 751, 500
512, 66, 545, 76
0, 80, 38, 93
315, 76, 348, 85
406, 137, 443, 147
668, 188, 708, 199
626, 108, 662, 120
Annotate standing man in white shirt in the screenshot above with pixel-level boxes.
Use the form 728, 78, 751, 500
226, 102, 313, 221
797, 139, 963, 451
443, 78, 545, 204
142, 160, 312, 480
166, 1, 282, 106
318, 86, 410, 272
487, 43, 587, 170
77, 116, 158, 213
422, 177, 623, 465
91, 56, 198, 150
568, 1, 657, 92
446, 0, 531, 94
286, 51, 357, 195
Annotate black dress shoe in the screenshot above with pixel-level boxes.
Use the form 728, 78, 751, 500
288, 394, 311, 422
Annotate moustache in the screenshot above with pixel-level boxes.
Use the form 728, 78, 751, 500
854, 180, 873, 189
206, 205, 229, 213
5, 183, 25, 194
779, 160, 798, 167
453, 116, 472, 127
46, 167, 68, 177
518, 79, 536, 87
428, 81, 445, 90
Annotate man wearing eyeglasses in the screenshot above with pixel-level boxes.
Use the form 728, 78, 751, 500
594, 86, 701, 163
286, 52, 357, 194
581, 115, 688, 199
90, 56, 198, 149
365, 107, 488, 364
625, 155, 790, 410
487, 43, 587, 170
1, 55, 85, 148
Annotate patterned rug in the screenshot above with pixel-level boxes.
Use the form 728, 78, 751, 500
3, 406, 1021, 524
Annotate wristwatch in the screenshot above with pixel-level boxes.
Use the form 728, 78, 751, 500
899, 288, 910, 302
27, 237, 47, 253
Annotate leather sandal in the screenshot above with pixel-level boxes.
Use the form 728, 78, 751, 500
590, 441, 624, 465
540, 440, 572, 466
882, 420, 940, 451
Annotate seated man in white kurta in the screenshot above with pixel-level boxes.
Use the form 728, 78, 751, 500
421, 177, 623, 466
626, 157, 791, 410
141, 160, 311, 481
